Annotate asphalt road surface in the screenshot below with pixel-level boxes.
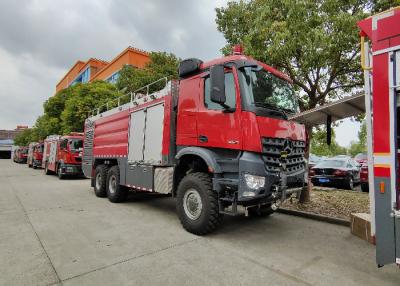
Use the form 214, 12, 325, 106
0, 160, 398, 286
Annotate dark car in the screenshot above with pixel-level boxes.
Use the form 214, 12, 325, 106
309, 158, 361, 190
308, 154, 321, 170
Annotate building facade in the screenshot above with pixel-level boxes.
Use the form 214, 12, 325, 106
55, 47, 150, 93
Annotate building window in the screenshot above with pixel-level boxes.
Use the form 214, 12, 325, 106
106, 71, 120, 84
70, 67, 91, 86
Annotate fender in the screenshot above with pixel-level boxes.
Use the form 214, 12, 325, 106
176, 147, 223, 173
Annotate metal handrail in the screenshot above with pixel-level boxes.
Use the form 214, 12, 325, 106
87, 77, 169, 118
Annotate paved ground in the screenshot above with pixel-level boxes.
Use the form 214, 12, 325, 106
0, 160, 398, 286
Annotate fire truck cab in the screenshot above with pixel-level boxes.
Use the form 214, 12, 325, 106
42, 133, 83, 179
83, 52, 306, 234
358, 7, 400, 267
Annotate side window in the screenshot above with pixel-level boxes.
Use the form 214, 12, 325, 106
60, 139, 68, 149
204, 72, 236, 110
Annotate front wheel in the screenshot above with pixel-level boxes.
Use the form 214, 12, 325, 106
176, 172, 223, 235
94, 165, 108, 197
345, 177, 354, 190
106, 166, 128, 203
58, 164, 64, 180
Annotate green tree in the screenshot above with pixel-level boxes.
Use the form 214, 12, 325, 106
13, 128, 36, 146
310, 126, 347, 157
61, 81, 122, 133
116, 51, 179, 95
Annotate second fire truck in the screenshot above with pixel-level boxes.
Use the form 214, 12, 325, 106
42, 133, 84, 179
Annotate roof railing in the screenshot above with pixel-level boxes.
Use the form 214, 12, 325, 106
88, 76, 169, 118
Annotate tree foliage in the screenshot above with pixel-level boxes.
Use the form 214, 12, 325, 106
17, 51, 179, 145
310, 126, 347, 157
216, 0, 398, 112
13, 128, 37, 146
61, 81, 121, 133
116, 51, 179, 95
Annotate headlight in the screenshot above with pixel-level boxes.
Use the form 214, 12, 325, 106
244, 174, 265, 189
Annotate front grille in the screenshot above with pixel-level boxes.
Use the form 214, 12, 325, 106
261, 137, 306, 174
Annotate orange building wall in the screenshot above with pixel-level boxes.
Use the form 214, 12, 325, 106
92, 47, 150, 81
56, 61, 85, 93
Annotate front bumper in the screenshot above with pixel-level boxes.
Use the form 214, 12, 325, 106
59, 164, 82, 176
33, 159, 42, 167
215, 152, 305, 205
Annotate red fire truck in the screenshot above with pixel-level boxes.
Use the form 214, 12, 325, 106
42, 133, 84, 179
27, 142, 44, 169
83, 49, 306, 234
13, 146, 28, 164
358, 7, 400, 267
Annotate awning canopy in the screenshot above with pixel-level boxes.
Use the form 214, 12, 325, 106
289, 93, 365, 127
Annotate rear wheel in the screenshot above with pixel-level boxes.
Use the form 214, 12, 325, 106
361, 183, 369, 193
176, 172, 223, 235
106, 166, 128, 203
94, 165, 108, 197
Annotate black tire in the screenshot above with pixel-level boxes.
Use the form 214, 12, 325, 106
28, 163, 32, 168
106, 166, 128, 203
176, 172, 223, 235
44, 162, 51, 175
94, 165, 108, 197
58, 164, 64, 180
345, 177, 354, 190
248, 204, 274, 217
361, 183, 369, 193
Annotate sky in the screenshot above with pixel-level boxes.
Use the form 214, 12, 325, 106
0, 0, 359, 147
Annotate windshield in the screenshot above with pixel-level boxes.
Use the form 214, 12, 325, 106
69, 139, 83, 152
239, 66, 300, 114
315, 160, 346, 168
354, 153, 367, 161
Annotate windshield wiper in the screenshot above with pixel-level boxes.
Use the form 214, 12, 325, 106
254, 102, 288, 119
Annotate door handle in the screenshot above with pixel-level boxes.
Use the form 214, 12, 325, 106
199, 135, 208, 143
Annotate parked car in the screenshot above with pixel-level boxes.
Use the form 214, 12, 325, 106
309, 157, 361, 190
308, 154, 321, 170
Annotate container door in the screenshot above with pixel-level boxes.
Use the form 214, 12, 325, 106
128, 109, 146, 163
143, 103, 164, 164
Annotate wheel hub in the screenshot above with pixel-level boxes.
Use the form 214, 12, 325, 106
183, 188, 203, 220
96, 173, 101, 190
109, 175, 117, 194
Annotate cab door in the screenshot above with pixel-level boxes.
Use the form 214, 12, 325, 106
196, 68, 242, 150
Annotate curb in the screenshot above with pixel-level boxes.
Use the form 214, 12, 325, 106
277, 208, 350, 227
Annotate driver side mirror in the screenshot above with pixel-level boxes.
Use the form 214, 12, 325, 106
210, 65, 226, 105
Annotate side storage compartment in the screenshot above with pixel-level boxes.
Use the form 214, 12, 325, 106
126, 101, 166, 191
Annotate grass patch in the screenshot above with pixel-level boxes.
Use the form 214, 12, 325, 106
281, 187, 370, 220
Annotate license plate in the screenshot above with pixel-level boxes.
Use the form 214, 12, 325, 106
319, 178, 330, 183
